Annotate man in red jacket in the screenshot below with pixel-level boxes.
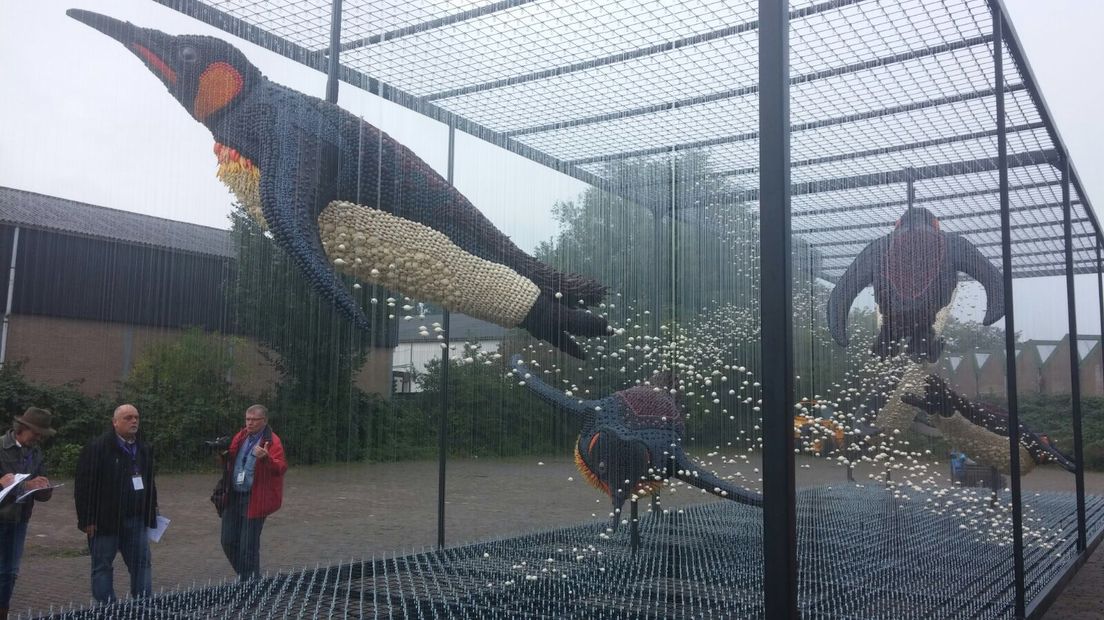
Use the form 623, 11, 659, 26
221, 404, 286, 581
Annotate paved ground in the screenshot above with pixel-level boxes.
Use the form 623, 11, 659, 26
6, 455, 1103, 618
1045, 543, 1104, 620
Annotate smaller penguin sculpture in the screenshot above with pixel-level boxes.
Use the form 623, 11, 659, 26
827, 207, 1004, 362
903, 374, 1076, 472
510, 356, 762, 531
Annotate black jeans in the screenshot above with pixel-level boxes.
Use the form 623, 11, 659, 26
220, 490, 266, 581
0, 521, 28, 607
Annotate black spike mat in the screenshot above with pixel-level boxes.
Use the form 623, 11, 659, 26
34, 486, 1103, 619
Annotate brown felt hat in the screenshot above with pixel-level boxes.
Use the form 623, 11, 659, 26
14, 407, 56, 437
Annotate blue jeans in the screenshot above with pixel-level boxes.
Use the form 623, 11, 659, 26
89, 516, 152, 603
0, 521, 28, 608
221, 491, 265, 581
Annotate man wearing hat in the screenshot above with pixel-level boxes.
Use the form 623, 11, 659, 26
0, 407, 55, 618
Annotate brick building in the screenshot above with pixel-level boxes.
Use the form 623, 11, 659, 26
940, 336, 1104, 398
0, 186, 394, 397
948, 354, 978, 397
1038, 335, 1104, 397
1015, 345, 1044, 396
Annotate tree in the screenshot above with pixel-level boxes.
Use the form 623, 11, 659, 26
120, 328, 251, 470
227, 207, 394, 463
941, 318, 1014, 354
416, 343, 576, 457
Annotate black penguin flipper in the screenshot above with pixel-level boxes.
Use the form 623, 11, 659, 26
510, 355, 597, 418
674, 454, 763, 507
518, 291, 609, 359
258, 114, 370, 330
910, 374, 1076, 473
949, 233, 1005, 325
827, 240, 879, 347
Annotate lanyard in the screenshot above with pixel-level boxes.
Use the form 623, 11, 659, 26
119, 441, 139, 474
240, 434, 261, 467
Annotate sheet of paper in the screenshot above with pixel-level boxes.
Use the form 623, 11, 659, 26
0, 474, 31, 503
148, 515, 171, 543
16, 482, 64, 503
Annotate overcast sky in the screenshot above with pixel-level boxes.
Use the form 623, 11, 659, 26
1, 0, 1101, 339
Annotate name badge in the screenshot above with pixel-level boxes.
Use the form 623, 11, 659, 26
131, 475, 144, 491
236, 471, 246, 485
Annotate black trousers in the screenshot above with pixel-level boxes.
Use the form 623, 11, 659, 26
220, 490, 266, 580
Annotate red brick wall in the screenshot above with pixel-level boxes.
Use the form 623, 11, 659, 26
3, 314, 392, 400
1015, 350, 1042, 395
1080, 350, 1104, 396
1041, 340, 1072, 396
951, 357, 978, 398
354, 347, 394, 397
4, 315, 130, 395
976, 354, 1006, 397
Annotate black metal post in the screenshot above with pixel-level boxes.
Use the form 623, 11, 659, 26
0, 227, 20, 368
630, 499, 640, 553
669, 151, 678, 359
906, 166, 915, 210
325, 0, 343, 103
993, 8, 1026, 617
1098, 244, 1104, 449
759, 1, 797, 618
323, 0, 351, 459
1062, 159, 1088, 552
437, 125, 456, 550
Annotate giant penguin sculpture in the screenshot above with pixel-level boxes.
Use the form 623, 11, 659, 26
68, 10, 607, 358
827, 206, 1004, 362
511, 356, 762, 529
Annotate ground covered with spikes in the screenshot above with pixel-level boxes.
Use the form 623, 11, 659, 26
40, 486, 1102, 619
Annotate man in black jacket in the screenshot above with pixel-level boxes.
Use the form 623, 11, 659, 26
74, 404, 158, 603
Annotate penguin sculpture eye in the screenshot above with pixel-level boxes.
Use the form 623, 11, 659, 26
179, 45, 199, 63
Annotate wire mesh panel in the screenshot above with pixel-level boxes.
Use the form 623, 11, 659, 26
0, 0, 1101, 617
30, 488, 1104, 619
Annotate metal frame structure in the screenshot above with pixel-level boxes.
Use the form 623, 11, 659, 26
154, 0, 1102, 277
759, 1, 797, 617
992, 11, 1026, 616
145, 0, 1102, 618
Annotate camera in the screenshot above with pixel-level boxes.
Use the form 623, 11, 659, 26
204, 436, 232, 451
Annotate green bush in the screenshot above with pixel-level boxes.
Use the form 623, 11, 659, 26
1017, 394, 1104, 471
416, 344, 576, 458
0, 361, 110, 477
363, 393, 437, 462
119, 328, 256, 471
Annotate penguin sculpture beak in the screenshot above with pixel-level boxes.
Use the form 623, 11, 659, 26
68, 9, 133, 37
67, 9, 180, 89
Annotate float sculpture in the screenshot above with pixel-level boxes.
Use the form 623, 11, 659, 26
825, 206, 1074, 476
827, 206, 1004, 362
902, 374, 1076, 473
511, 356, 762, 529
69, 10, 607, 358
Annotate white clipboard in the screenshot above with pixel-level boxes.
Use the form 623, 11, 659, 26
148, 515, 171, 543
0, 474, 31, 503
